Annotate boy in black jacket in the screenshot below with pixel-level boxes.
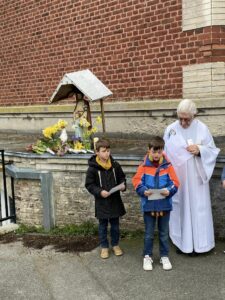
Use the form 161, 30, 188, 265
85, 139, 126, 259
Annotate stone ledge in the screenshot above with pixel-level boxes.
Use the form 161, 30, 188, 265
0, 98, 225, 115
6, 164, 54, 230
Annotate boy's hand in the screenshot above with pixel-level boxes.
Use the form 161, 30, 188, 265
160, 189, 170, 196
223, 180, 225, 189
101, 190, 110, 198
186, 144, 200, 155
144, 190, 153, 196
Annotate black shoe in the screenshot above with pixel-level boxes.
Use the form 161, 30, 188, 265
176, 248, 184, 255
188, 251, 198, 257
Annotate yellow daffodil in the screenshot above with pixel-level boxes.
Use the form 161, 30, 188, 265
96, 116, 102, 124
43, 127, 54, 139
91, 127, 97, 133
79, 117, 90, 128
57, 119, 68, 129
52, 124, 59, 134
85, 130, 92, 137
42, 119, 68, 140
74, 141, 84, 150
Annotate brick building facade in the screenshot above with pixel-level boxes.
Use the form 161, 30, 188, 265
1, 0, 225, 106
1, 1, 225, 234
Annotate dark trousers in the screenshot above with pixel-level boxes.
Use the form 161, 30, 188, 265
143, 212, 170, 257
98, 217, 120, 248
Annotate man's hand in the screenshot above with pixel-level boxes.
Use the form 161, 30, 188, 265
100, 190, 110, 198
186, 144, 200, 156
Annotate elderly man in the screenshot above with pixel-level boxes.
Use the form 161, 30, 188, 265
164, 99, 220, 254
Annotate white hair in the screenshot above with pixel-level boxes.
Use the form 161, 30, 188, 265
177, 99, 197, 116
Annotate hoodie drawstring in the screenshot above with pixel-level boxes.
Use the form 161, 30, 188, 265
98, 167, 117, 188
113, 168, 117, 184
98, 171, 102, 187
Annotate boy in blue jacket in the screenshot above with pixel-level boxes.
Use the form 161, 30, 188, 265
132, 136, 179, 271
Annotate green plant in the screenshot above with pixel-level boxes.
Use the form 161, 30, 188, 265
50, 222, 98, 236
15, 224, 46, 234
15, 222, 144, 239
15, 222, 98, 237
120, 228, 144, 239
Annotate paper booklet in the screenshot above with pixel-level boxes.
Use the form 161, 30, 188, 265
147, 189, 167, 201
108, 182, 125, 195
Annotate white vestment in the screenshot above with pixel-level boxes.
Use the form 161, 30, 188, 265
164, 119, 220, 253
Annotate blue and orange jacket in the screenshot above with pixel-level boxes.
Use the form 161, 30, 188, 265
132, 154, 180, 212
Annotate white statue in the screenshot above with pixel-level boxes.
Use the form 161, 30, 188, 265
59, 128, 68, 143
72, 93, 91, 140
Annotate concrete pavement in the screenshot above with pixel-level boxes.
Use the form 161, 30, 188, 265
0, 237, 225, 300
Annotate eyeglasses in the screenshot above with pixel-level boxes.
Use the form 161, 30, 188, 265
178, 117, 193, 123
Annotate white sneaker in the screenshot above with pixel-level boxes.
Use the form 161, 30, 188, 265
143, 255, 153, 271
160, 257, 172, 270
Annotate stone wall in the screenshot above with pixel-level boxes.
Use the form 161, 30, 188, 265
52, 169, 143, 230
5, 154, 144, 230
4, 152, 225, 238
14, 179, 43, 227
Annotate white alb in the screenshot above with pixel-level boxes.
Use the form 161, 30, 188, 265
164, 119, 220, 253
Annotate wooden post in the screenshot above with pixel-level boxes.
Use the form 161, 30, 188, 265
100, 99, 106, 135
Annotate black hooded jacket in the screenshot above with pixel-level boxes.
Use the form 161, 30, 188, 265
85, 155, 126, 219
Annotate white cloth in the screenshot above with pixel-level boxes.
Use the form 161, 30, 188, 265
164, 119, 220, 253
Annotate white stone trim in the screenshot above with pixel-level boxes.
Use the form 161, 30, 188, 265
183, 62, 225, 99
183, 0, 225, 30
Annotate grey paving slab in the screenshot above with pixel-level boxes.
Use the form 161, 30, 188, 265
0, 238, 225, 300
81, 238, 225, 300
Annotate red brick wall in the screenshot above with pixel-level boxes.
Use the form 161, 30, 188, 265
0, 0, 225, 106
